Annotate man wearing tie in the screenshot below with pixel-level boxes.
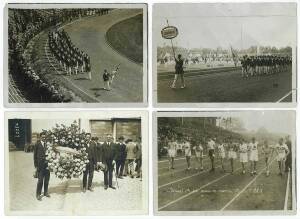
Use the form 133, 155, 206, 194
99, 134, 117, 190
34, 132, 50, 201
82, 134, 97, 192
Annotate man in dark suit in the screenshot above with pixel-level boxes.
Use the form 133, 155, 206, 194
34, 132, 50, 201
115, 136, 127, 179
82, 133, 97, 192
99, 134, 117, 190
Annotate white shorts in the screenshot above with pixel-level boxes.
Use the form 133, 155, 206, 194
168, 149, 176, 158
240, 152, 248, 163
228, 151, 237, 159
195, 151, 203, 158
219, 152, 226, 159
249, 150, 258, 161
277, 153, 286, 161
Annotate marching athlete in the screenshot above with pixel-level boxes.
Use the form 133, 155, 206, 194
262, 140, 273, 176
239, 139, 248, 174
207, 138, 216, 172
193, 141, 204, 171
275, 138, 289, 176
167, 137, 177, 170
249, 137, 259, 176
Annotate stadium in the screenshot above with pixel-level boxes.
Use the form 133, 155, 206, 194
8, 6, 145, 103
154, 3, 296, 103
156, 114, 295, 213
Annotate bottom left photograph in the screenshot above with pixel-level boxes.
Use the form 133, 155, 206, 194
5, 111, 148, 216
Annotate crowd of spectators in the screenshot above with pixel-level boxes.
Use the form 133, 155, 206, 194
8, 8, 112, 102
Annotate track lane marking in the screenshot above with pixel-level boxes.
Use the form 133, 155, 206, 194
276, 90, 293, 103
284, 170, 291, 210
158, 157, 211, 177
220, 159, 276, 211
158, 167, 242, 211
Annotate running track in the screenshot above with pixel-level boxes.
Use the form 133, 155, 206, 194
156, 155, 293, 213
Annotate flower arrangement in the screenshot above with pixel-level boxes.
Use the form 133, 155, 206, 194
44, 121, 90, 179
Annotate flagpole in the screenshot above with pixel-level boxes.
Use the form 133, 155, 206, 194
166, 19, 176, 59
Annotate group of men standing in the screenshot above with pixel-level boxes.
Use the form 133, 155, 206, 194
240, 55, 292, 78
34, 132, 142, 201
166, 135, 291, 177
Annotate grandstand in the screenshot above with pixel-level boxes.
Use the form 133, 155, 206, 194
8, 8, 112, 103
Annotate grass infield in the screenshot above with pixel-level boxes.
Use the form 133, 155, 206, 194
106, 14, 143, 64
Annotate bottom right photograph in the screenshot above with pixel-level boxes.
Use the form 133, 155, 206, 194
153, 111, 296, 215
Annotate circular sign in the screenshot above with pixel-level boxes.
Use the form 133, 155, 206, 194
161, 26, 178, 39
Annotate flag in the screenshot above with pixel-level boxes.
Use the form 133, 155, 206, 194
230, 46, 239, 67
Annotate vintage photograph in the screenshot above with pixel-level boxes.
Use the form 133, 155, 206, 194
5, 111, 148, 215
153, 111, 296, 215
153, 3, 297, 106
5, 3, 147, 106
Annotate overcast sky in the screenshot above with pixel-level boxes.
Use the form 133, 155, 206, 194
227, 111, 295, 135
154, 3, 297, 49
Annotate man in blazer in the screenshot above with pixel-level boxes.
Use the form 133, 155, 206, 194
99, 134, 117, 190
34, 132, 50, 201
115, 136, 127, 179
82, 134, 97, 192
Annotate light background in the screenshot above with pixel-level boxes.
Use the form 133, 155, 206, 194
0, 0, 299, 219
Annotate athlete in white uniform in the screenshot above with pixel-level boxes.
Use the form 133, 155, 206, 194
239, 140, 248, 174
227, 141, 237, 173
262, 140, 273, 176
248, 137, 259, 175
167, 138, 177, 170
217, 142, 226, 172
275, 138, 289, 176
193, 142, 204, 171
184, 140, 192, 170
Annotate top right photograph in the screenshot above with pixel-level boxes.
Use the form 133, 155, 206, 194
153, 3, 297, 107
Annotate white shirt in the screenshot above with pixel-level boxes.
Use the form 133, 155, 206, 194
249, 142, 258, 151
207, 140, 215, 150
240, 143, 248, 153
276, 143, 289, 155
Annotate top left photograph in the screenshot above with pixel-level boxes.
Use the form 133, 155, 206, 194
4, 3, 148, 107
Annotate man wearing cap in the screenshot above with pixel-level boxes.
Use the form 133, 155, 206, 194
34, 132, 50, 201
99, 134, 117, 189
115, 136, 127, 179
82, 133, 97, 192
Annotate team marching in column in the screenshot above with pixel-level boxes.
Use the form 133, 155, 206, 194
48, 29, 91, 78
166, 136, 291, 177
240, 55, 292, 78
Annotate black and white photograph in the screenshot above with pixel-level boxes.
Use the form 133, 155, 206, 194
5, 111, 148, 215
153, 3, 297, 107
153, 111, 296, 215
5, 3, 147, 107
